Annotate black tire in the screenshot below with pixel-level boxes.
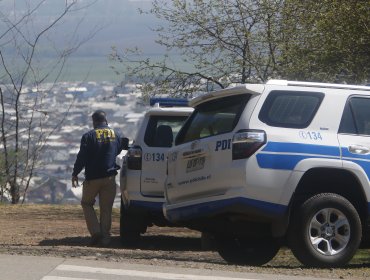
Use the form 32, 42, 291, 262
288, 193, 362, 267
120, 199, 147, 246
216, 235, 280, 266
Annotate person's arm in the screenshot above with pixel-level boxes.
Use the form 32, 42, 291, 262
115, 130, 128, 153
72, 134, 88, 187
120, 137, 129, 151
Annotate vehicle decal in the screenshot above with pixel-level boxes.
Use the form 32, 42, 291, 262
183, 149, 202, 157
178, 174, 211, 186
257, 142, 370, 180
143, 177, 159, 184
341, 147, 370, 180
341, 147, 370, 160
299, 131, 323, 141
258, 142, 340, 171
144, 153, 152, 161
186, 157, 206, 173
256, 154, 332, 170
261, 142, 340, 156
215, 139, 232, 151
144, 152, 165, 161
165, 197, 287, 222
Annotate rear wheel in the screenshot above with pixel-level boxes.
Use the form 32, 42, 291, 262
288, 193, 362, 267
216, 235, 280, 266
120, 199, 148, 246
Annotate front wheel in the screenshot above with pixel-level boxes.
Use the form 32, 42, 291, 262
216, 235, 280, 266
288, 193, 362, 267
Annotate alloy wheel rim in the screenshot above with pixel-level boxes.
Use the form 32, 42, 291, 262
308, 207, 350, 256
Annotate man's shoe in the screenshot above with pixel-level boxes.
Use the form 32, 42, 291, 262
89, 233, 102, 246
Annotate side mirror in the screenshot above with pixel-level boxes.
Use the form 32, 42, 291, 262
121, 137, 129, 150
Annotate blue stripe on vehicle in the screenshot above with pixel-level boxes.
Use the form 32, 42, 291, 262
257, 142, 370, 179
165, 197, 286, 222
130, 200, 163, 211
262, 142, 340, 156
341, 147, 370, 160
341, 147, 370, 180
257, 142, 341, 170
256, 154, 326, 170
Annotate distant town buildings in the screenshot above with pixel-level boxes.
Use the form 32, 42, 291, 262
2, 81, 146, 205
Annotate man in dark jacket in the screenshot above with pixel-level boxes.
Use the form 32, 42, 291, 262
72, 110, 124, 246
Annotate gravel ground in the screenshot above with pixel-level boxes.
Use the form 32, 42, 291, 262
1, 204, 370, 279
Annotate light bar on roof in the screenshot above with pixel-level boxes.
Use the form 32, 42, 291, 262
149, 97, 189, 107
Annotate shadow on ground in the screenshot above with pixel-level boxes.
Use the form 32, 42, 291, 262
39, 234, 203, 251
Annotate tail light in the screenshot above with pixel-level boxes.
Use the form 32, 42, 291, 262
232, 129, 266, 160
127, 146, 142, 170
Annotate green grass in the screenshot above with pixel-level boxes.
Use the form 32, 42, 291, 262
353, 249, 370, 262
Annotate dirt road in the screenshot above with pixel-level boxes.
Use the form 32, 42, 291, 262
1, 204, 370, 279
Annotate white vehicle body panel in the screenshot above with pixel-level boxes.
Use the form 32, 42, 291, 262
164, 81, 370, 226
121, 106, 193, 210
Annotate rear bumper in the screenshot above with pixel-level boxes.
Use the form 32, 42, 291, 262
122, 199, 171, 227
129, 200, 163, 212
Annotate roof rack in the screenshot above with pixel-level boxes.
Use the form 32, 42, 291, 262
267, 79, 370, 91
149, 97, 189, 107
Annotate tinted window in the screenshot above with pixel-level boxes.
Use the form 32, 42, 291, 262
339, 97, 370, 136
176, 95, 249, 144
144, 116, 188, 147
259, 91, 324, 128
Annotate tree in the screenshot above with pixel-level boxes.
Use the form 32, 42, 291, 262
0, 0, 97, 204
111, 0, 369, 97
278, 0, 370, 83
111, 0, 285, 97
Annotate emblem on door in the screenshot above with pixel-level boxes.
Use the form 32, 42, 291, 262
191, 140, 199, 150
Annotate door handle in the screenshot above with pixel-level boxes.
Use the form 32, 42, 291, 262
348, 145, 370, 155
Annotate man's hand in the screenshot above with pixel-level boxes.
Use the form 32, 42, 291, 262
72, 176, 79, 188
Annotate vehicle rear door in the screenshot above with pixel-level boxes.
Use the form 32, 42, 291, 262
140, 115, 189, 197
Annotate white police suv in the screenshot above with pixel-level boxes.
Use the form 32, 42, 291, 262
163, 80, 370, 267
120, 98, 192, 244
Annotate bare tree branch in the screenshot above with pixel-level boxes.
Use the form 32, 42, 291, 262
0, 0, 98, 203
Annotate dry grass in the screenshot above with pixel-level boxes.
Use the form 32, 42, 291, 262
1, 204, 370, 279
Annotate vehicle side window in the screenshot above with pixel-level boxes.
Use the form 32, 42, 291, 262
258, 91, 324, 128
144, 116, 188, 147
339, 97, 370, 136
176, 95, 249, 144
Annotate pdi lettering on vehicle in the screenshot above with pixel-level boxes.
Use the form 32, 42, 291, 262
215, 139, 232, 151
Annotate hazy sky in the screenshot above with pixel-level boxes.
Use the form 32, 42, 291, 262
0, 0, 163, 57
0, 0, 167, 82
78, 0, 163, 56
